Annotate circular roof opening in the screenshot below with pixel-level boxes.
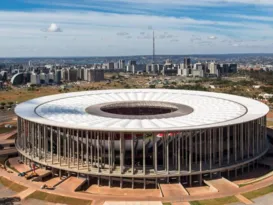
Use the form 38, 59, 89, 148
86, 101, 194, 119
100, 101, 178, 116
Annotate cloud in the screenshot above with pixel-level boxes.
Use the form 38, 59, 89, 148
137, 35, 151, 39
116, 32, 129, 36
1, 9, 273, 56
42, 23, 62, 32
208, 35, 217, 40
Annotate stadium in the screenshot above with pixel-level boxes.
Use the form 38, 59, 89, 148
15, 89, 269, 189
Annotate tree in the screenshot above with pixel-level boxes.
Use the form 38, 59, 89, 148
149, 84, 156, 88
268, 97, 273, 104
124, 84, 131, 89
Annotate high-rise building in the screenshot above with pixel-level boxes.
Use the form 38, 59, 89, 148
108, 62, 114, 70
40, 73, 49, 84
87, 69, 104, 82
30, 73, 41, 85
48, 72, 55, 83
119, 60, 125, 70
114, 62, 119, 70
68, 69, 78, 82
194, 63, 203, 70
55, 70, 61, 84
229, 64, 237, 73
61, 68, 68, 81
128, 60, 137, 66
208, 62, 220, 76
0, 71, 8, 81
77, 68, 85, 80
184, 57, 191, 69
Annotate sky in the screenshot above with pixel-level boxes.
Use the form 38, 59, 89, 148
1, 0, 273, 57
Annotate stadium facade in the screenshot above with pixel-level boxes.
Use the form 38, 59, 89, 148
15, 89, 269, 188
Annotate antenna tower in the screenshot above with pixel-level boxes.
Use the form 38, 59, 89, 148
153, 30, 155, 64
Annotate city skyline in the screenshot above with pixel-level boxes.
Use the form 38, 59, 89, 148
1, 0, 273, 57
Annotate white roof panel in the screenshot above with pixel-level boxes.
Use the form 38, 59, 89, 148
15, 89, 269, 132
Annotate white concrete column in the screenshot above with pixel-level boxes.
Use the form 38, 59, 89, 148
77, 130, 79, 170
108, 132, 111, 174
44, 125, 47, 162
50, 126, 53, 164
166, 133, 169, 174
32, 123, 35, 158
86, 131, 89, 171
143, 134, 146, 174
227, 126, 230, 165
81, 130, 84, 167
58, 128, 61, 166
97, 132, 100, 172
209, 129, 212, 170
204, 129, 207, 165
200, 130, 202, 171
234, 125, 237, 162
195, 132, 198, 165
120, 132, 124, 174
219, 128, 221, 167
38, 124, 41, 159
189, 132, 192, 173
178, 133, 181, 174
182, 132, 184, 167
153, 133, 157, 173
241, 124, 244, 160
90, 131, 93, 167
185, 134, 188, 168
67, 130, 70, 166
17, 117, 21, 149
131, 133, 134, 174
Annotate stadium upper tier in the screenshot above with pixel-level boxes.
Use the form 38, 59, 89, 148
15, 89, 269, 132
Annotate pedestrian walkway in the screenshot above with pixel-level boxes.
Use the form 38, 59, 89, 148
14, 187, 36, 200
57, 176, 86, 192
103, 202, 162, 205
204, 178, 238, 193
86, 185, 161, 197
9, 157, 30, 173
172, 202, 191, 205
0, 130, 17, 140
159, 183, 189, 197
2, 165, 273, 204
235, 194, 253, 204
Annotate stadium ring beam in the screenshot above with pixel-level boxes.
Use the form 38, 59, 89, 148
15, 89, 269, 188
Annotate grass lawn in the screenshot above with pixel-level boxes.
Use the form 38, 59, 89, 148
26, 191, 92, 205
267, 121, 273, 127
0, 126, 16, 134
162, 203, 172, 205
190, 196, 239, 205
242, 184, 273, 200
0, 176, 27, 193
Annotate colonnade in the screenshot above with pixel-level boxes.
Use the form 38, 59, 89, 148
16, 116, 268, 187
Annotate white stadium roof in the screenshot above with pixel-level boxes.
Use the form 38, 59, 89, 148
15, 89, 269, 132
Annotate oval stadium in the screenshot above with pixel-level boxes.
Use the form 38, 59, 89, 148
14, 89, 269, 189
